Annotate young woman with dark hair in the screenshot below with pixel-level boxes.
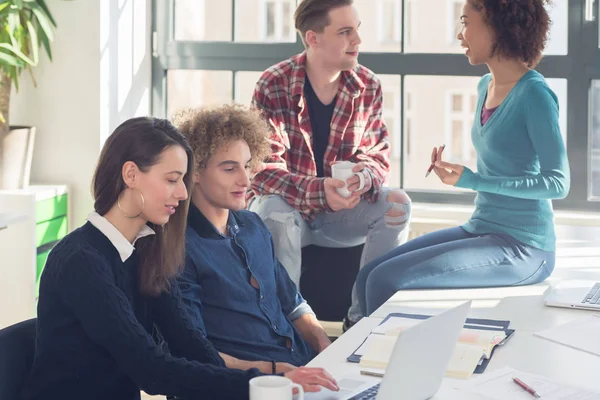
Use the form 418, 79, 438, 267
356, 0, 570, 317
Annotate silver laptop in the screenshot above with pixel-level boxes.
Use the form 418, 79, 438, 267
308, 301, 472, 400
544, 281, 600, 311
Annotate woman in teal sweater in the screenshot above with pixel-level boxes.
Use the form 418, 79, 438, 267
354, 0, 570, 318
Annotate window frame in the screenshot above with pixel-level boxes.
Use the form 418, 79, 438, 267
152, 0, 600, 211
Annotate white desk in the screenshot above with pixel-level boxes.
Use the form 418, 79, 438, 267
307, 284, 600, 398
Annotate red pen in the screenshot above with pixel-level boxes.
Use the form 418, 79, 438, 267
512, 377, 541, 398
425, 144, 445, 178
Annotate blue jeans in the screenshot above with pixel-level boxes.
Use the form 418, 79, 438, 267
356, 227, 555, 316
248, 189, 411, 321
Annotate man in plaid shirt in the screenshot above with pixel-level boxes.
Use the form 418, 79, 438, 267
248, 0, 411, 327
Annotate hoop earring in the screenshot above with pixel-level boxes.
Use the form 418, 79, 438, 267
117, 188, 145, 219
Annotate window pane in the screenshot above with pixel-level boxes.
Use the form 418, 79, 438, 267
235, 0, 297, 42
174, 0, 232, 41
403, 75, 567, 192
452, 94, 462, 112
166, 70, 233, 117
590, 81, 600, 199
379, 75, 402, 186
404, 76, 480, 192
234, 71, 264, 105
546, 79, 568, 146
544, 0, 568, 55
353, 0, 402, 52
404, 0, 567, 54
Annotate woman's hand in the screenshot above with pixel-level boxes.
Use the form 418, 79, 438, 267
284, 367, 339, 393
431, 146, 464, 186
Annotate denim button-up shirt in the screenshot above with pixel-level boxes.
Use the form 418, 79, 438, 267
179, 204, 316, 366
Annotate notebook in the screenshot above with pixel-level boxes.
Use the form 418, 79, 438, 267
347, 312, 514, 379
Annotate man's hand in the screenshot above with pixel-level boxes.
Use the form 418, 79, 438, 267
431, 146, 464, 186
346, 162, 373, 195
284, 367, 339, 393
275, 362, 297, 374
324, 178, 361, 211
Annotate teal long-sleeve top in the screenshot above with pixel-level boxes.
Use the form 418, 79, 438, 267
456, 70, 570, 252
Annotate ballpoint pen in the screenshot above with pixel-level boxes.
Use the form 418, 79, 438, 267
513, 377, 541, 398
425, 144, 446, 178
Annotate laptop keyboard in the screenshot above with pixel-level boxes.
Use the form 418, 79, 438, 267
349, 383, 381, 400
582, 283, 600, 305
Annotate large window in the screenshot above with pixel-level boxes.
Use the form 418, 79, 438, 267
153, 0, 600, 210
591, 81, 600, 200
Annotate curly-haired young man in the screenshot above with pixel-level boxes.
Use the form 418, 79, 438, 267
356, 0, 571, 317
173, 105, 337, 378
248, 0, 411, 329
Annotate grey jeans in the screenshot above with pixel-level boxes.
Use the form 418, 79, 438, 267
248, 188, 411, 321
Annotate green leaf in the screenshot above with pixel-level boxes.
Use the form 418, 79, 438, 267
35, 0, 56, 27
29, 3, 53, 42
25, 19, 37, 64
0, 50, 22, 67
37, 24, 51, 61
0, 3, 11, 16
13, 0, 23, 10
0, 43, 34, 65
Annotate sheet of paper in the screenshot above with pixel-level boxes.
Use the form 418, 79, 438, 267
371, 316, 422, 335
358, 335, 397, 369
462, 367, 600, 400
354, 332, 397, 357
446, 343, 485, 379
534, 314, 600, 357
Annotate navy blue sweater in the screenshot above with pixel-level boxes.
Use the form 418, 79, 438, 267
21, 222, 261, 400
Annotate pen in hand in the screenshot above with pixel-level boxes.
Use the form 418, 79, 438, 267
512, 377, 541, 398
425, 144, 446, 178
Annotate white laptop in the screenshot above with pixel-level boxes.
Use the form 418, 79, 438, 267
308, 301, 472, 400
544, 281, 600, 311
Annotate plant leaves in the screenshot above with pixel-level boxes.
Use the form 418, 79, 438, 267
0, 3, 11, 17
25, 20, 38, 65
0, 50, 22, 67
36, 0, 56, 27
29, 3, 54, 43
37, 24, 52, 61
0, 43, 34, 65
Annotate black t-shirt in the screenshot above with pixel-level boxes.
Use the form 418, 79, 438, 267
304, 78, 336, 177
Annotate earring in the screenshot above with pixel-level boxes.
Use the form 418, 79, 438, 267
117, 188, 145, 219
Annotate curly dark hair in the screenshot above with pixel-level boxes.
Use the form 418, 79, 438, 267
171, 104, 271, 173
469, 0, 552, 68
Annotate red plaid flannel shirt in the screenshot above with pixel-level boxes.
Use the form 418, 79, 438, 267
250, 52, 390, 220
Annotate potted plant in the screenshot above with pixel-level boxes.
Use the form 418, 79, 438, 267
0, 0, 57, 190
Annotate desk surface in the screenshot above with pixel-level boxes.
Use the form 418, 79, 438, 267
307, 285, 600, 399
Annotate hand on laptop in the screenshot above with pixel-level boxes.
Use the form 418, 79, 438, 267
285, 367, 340, 393
275, 361, 297, 374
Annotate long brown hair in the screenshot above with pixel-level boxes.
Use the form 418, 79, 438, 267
92, 117, 193, 297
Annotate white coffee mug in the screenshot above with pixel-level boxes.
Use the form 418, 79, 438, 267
249, 375, 304, 400
331, 161, 365, 198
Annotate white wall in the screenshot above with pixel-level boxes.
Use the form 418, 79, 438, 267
9, 0, 152, 229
